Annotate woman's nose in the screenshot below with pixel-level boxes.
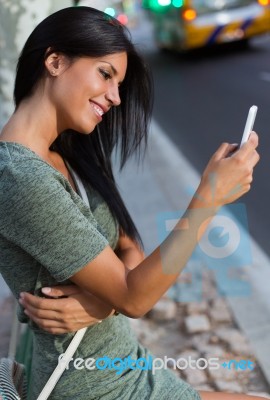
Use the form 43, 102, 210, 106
105, 84, 121, 107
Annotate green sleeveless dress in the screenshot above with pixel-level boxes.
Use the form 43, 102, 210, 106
0, 142, 201, 400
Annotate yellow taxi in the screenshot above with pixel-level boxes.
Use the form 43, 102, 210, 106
144, 0, 270, 51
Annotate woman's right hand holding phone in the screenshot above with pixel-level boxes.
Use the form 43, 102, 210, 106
193, 131, 259, 209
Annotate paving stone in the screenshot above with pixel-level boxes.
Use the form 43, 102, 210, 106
208, 362, 237, 381
210, 298, 226, 308
185, 315, 211, 334
230, 341, 253, 357
197, 344, 226, 358
148, 297, 177, 321
175, 348, 215, 386
209, 334, 220, 344
209, 306, 232, 324
130, 306, 269, 394
215, 380, 243, 393
176, 349, 200, 362
215, 327, 253, 356
194, 384, 214, 391
128, 318, 165, 347
246, 369, 270, 394
215, 327, 246, 344
184, 367, 208, 386
186, 301, 209, 315
191, 333, 212, 349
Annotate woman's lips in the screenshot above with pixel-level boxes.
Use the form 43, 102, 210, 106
89, 101, 104, 121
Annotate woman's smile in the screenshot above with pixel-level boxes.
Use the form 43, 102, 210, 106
89, 101, 105, 122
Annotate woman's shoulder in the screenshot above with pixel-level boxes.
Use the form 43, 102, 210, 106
0, 141, 49, 168
0, 141, 66, 184
0, 141, 74, 214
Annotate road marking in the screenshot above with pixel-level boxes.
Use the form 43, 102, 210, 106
259, 72, 270, 82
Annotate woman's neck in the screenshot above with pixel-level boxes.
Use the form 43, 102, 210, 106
0, 95, 59, 153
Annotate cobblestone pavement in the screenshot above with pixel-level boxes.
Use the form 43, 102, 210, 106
129, 268, 270, 397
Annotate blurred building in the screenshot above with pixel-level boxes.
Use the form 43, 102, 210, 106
77, 0, 140, 26
0, 0, 72, 129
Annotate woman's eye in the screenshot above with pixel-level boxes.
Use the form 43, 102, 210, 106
99, 69, 111, 80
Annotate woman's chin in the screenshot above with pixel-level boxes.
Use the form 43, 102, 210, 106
75, 124, 97, 135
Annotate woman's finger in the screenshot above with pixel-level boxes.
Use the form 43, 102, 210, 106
249, 150, 260, 169
41, 284, 81, 298
26, 311, 99, 334
235, 131, 259, 158
211, 142, 231, 161
21, 301, 60, 321
20, 291, 71, 312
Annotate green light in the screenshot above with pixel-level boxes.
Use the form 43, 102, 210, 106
104, 7, 116, 17
172, 0, 183, 7
158, 0, 171, 5
149, 0, 159, 8
149, 0, 171, 11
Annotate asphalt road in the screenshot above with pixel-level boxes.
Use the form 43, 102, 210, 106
135, 20, 270, 257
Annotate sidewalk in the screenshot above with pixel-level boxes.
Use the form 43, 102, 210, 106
114, 120, 270, 395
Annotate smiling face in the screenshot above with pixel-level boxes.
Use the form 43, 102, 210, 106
45, 52, 128, 134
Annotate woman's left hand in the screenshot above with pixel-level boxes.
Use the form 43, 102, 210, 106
19, 285, 114, 334
19, 235, 144, 334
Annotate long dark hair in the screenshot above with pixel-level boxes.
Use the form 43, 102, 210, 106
14, 6, 153, 247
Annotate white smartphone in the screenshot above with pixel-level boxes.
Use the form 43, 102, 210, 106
240, 105, 258, 147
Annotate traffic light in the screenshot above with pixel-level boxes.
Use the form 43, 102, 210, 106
143, 0, 184, 12
104, 7, 116, 17
172, 0, 184, 6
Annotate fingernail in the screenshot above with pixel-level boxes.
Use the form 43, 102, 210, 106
24, 309, 29, 315
20, 293, 25, 300
19, 298, 23, 304
42, 287, 51, 294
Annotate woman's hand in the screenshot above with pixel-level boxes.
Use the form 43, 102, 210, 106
19, 285, 114, 334
19, 236, 144, 334
194, 132, 259, 208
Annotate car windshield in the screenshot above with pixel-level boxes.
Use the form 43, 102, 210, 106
191, 0, 256, 14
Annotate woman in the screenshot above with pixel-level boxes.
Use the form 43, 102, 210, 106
0, 6, 262, 400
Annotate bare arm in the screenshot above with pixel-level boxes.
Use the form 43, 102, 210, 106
70, 134, 259, 318
115, 232, 145, 270
20, 233, 145, 333
20, 134, 259, 328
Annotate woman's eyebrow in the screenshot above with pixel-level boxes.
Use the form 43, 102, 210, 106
100, 61, 117, 76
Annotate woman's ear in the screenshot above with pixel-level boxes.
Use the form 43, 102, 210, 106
44, 51, 68, 77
